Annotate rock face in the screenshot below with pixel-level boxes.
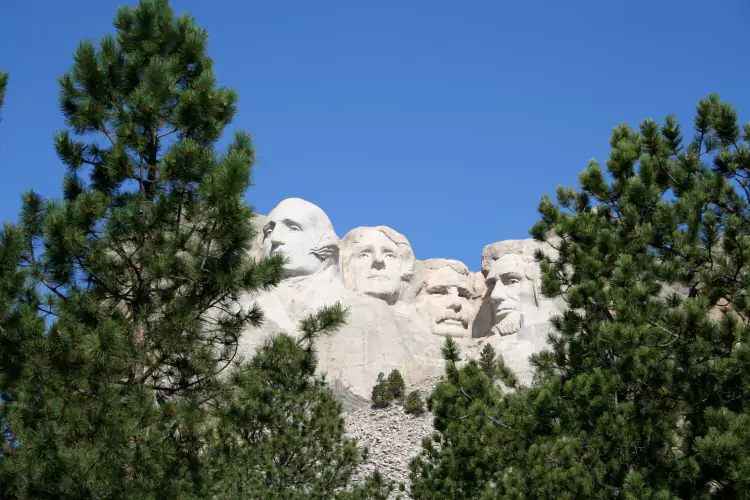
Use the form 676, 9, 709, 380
237, 198, 562, 407
415, 259, 484, 338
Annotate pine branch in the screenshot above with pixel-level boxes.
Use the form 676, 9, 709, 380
98, 123, 116, 146
157, 127, 179, 139
37, 306, 60, 318
72, 254, 121, 300
72, 386, 92, 398
21, 255, 68, 301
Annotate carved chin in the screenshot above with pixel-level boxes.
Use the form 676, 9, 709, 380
363, 289, 399, 303
492, 312, 522, 336
358, 279, 399, 301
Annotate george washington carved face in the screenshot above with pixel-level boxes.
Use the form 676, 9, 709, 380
262, 198, 338, 278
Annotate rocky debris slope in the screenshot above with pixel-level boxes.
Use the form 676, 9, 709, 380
343, 376, 443, 498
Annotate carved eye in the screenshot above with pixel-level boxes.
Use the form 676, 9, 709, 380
508, 278, 521, 285
358, 252, 370, 259
458, 288, 472, 299
384, 252, 397, 260
289, 225, 301, 232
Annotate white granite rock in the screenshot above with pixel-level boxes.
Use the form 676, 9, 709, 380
415, 259, 482, 338
237, 199, 563, 408
472, 238, 562, 338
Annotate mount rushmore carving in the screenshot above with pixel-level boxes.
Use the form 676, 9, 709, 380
236, 198, 562, 407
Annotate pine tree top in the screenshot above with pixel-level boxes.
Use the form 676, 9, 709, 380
0, 72, 8, 121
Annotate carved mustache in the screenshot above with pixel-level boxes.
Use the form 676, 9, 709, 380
436, 313, 468, 326
494, 306, 519, 320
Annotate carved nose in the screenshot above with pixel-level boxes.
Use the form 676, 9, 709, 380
269, 235, 284, 254
269, 232, 285, 246
491, 284, 508, 302
447, 288, 462, 310
371, 258, 385, 270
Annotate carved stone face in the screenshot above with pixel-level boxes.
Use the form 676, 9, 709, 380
417, 260, 476, 337
261, 198, 338, 278
486, 254, 536, 336
350, 231, 403, 301
340, 226, 416, 305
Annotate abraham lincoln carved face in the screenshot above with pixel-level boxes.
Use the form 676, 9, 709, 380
484, 254, 537, 335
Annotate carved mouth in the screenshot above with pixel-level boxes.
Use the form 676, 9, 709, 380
367, 276, 389, 280
437, 317, 467, 328
495, 308, 517, 320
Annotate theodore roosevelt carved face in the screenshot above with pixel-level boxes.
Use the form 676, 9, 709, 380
340, 226, 417, 305
416, 259, 478, 337
262, 198, 339, 278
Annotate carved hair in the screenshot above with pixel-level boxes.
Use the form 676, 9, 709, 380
310, 231, 340, 265
419, 258, 470, 277
416, 258, 476, 297
339, 226, 418, 302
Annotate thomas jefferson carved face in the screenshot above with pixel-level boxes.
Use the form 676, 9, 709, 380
340, 227, 416, 305
262, 198, 338, 278
485, 254, 537, 336
417, 260, 476, 337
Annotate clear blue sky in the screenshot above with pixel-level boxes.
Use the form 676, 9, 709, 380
1, 1, 748, 271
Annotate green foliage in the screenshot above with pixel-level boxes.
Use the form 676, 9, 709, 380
0, 222, 42, 443
477, 343, 496, 380
440, 335, 460, 364
338, 470, 394, 500
410, 94, 750, 498
371, 372, 393, 408
387, 369, 406, 401
204, 331, 393, 499
371, 370, 406, 408
437, 336, 462, 390
0, 72, 7, 121
404, 390, 425, 416
0, 2, 388, 498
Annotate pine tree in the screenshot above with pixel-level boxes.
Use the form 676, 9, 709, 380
404, 390, 424, 416
477, 343, 496, 380
410, 348, 498, 498
440, 336, 460, 364
410, 94, 750, 498
0, 2, 389, 498
0, 223, 41, 460
204, 326, 393, 499
371, 373, 392, 408
387, 369, 405, 401
0, 72, 7, 118
436, 336, 462, 391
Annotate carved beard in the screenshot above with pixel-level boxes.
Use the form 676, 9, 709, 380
491, 311, 522, 336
